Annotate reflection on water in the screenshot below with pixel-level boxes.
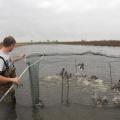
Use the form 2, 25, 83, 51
32, 108, 43, 120
32, 104, 120, 120
0, 102, 17, 120
1, 103, 117, 120
6, 107, 17, 120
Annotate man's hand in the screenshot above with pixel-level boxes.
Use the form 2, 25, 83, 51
18, 54, 26, 59
10, 77, 22, 85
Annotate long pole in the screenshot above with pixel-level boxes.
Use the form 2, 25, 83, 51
75, 59, 77, 73
75, 59, 78, 80
108, 62, 113, 87
0, 55, 44, 103
61, 73, 64, 104
61, 68, 65, 104
66, 75, 69, 105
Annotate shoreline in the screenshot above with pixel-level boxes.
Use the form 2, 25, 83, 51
1, 40, 120, 47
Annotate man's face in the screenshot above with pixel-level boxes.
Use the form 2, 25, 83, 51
8, 44, 15, 52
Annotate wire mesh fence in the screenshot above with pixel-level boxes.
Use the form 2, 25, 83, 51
19, 52, 120, 108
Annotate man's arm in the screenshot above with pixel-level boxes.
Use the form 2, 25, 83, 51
0, 75, 20, 84
11, 54, 25, 63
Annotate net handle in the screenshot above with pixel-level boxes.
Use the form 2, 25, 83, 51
0, 54, 45, 103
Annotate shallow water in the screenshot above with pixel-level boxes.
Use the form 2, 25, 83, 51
1, 44, 120, 120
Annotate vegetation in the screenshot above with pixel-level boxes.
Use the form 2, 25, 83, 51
27, 40, 120, 47
1, 40, 120, 47
58, 40, 120, 46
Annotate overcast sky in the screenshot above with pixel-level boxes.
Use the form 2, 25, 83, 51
0, 0, 120, 42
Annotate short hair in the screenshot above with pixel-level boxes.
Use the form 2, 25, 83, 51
3, 36, 16, 47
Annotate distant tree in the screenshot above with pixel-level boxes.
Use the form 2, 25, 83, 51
81, 40, 86, 42
47, 40, 50, 43
31, 40, 33, 44
38, 40, 41, 44
55, 40, 59, 43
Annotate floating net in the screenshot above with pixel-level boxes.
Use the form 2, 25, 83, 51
18, 52, 120, 107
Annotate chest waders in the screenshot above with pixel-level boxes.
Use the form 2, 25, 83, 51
0, 56, 16, 107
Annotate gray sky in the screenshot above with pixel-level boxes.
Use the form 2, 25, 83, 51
0, 0, 120, 42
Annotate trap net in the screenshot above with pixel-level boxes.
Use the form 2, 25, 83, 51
26, 54, 44, 107
20, 52, 120, 107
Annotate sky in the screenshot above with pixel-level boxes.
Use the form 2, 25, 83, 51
0, 0, 120, 42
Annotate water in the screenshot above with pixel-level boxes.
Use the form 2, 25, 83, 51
13, 44, 120, 56
1, 44, 120, 120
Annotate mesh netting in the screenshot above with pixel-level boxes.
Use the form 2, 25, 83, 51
24, 52, 120, 107
26, 54, 44, 107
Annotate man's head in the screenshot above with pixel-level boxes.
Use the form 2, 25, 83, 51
2, 36, 16, 52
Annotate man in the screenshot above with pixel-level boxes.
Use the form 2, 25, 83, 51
0, 36, 24, 105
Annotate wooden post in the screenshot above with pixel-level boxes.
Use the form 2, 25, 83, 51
75, 59, 77, 73
60, 68, 65, 104
66, 74, 70, 105
109, 62, 113, 87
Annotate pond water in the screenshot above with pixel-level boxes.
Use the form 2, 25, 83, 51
0, 44, 120, 120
